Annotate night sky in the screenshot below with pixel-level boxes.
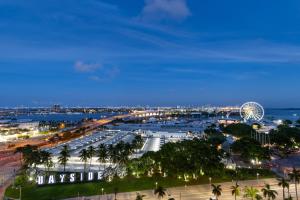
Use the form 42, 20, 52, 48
1, 0, 300, 107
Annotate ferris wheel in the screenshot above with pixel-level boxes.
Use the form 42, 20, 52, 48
240, 102, 264, 122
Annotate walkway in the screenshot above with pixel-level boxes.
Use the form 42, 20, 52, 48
65, 178, 294, 200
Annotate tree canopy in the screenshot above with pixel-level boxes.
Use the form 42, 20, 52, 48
223, 123, 255, 138
231, 137, 270, 162
270, 125, 300, 149
134, 139, 225, 178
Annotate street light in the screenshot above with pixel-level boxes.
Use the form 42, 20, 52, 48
155, 182, 158, 189
19, 186, 22, 200
256, 173, 260, 185
209, 177, 212, 191
99, 188, 104, 200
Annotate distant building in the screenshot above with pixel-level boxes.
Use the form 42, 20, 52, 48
218, 119, 240, 126
52, 104, 61, 112
18, 122, 39, 130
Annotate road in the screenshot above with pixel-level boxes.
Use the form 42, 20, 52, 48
65, 178, 294, 200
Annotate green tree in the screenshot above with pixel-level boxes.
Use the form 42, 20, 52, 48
15, 145, 38, 169
132, 135, 144, 150
58, 145, 70, 172
289, 167, 300, 200
154, 186, 166, 199
108, 144, 118, 164
156, 139, 224, 178
231, 183, 240, 200
87, 145, 96, 169
79, 149, 89, 172
244, 186, 261, 200
40, 150, 53, 174
97, 144, 108, 170
283, 120, 293, 126
223, 123, 255, 138
278, 177, 289, 200
261, 184, 278, 200
270, 126, 300, 154
231, 137, 270, 162
211, 184, 222, 200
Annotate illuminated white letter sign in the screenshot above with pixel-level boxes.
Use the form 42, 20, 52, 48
88, 172, 94, 181
37, 175, 44, 185
36, 171, 105, 186
48, 175, 55, 184
59, 174, 66, 183
70, 173, 76, 183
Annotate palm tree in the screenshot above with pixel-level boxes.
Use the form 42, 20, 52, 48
108, 144, 117, 164
261, 184, 278, 200
154, 186, 166, 199
278, 177, 289, 200
231, 183, 240, 200
15, 145, 37, 168
79, 149, 89, 172
244, 186, 261, 200
132, 135, 144, 151
136, 193, 146, 200
31, 149, 42, 176
58, 145, 70, 172
87, 145, 96, 169
97, 144, 108, 170
40, 150, 53, 174
289, 167, 300, 200
211, 184, 222, 200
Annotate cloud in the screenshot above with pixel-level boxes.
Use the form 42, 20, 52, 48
140, 0, 191, 21
74, 61, 102, 72
88, 67, 120, 82
88, 75, 103, 81
166, 67, 269, 81
106, 66, 120, 78
74, 60, 120, 81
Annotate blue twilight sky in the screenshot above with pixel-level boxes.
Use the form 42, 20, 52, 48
1, 0, 300, 107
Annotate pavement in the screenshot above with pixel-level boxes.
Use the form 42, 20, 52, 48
65, 178, 295, 200
0, 152, 21, 200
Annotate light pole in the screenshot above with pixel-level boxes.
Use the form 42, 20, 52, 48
99, 188, 104, 200
209, 177, 212, 191
256, 173, 260, 185
155, 182, 158, 189
19, 186, 22, 200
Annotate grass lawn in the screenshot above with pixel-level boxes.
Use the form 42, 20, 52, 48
5, 169, 275, 200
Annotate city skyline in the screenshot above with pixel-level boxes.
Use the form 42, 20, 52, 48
1, 0, 300, 107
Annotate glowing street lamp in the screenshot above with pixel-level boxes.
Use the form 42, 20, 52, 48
209, 177, 212, 190
155, 182, 158, 189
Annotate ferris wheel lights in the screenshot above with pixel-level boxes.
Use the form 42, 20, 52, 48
240, 102, 264, 122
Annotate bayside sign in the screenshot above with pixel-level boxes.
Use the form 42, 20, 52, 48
37, 171, 104, 185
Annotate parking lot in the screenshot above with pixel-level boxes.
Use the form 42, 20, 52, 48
46, 130, 135, 156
